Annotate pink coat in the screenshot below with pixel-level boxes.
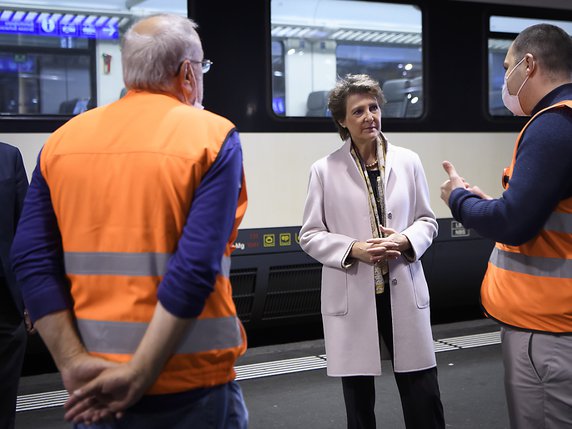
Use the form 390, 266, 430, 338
300, 138, 438, 375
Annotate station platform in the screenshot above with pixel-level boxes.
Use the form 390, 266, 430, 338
15, 318, 509, 428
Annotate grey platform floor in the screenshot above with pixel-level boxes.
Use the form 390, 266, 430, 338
15, 318, 509, 428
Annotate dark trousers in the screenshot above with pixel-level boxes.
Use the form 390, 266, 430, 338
0, 277, 27, 429
341, 288, 445, 429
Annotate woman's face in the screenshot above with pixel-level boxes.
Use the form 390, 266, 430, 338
339, 93, 381, 145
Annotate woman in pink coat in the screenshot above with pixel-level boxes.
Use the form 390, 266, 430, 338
300, 74, 445, 429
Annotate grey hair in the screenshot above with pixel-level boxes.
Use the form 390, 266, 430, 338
328, 74, 385, 141
122, 14, 202, 91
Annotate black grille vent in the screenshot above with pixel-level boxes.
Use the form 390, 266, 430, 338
263, 264, 322, 320
230, 268, 256, 322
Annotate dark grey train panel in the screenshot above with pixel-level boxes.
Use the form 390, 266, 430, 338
230, 219, 494, 328
424, 219, 494, 321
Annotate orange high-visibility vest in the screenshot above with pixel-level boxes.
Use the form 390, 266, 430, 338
40, 90, 248, 394
481, 100, 572, 333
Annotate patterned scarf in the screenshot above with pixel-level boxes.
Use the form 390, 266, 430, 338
349, 133, 388, 294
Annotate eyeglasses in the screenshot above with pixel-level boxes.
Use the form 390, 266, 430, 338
175, 58, 213, 76
175, 59, 213, 76
191, 59, 213, 74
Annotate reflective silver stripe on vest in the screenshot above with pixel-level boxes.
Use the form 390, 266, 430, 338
490, 247, 572, 279
544, 212, 572, 234
77, 316, 242, 355
220, 254, 231, 278
65, 252, 171, 276
65, 252, 231, 277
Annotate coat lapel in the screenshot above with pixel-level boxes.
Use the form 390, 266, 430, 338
341, 139, 364, 186
381, 132, 394, 190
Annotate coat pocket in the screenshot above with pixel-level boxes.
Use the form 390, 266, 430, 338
408, 261, 430, 309
321, 266, 348, 316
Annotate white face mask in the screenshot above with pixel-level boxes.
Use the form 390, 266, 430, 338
501, 56, 529, 116
190, 73, 204, 109
182, 91, 203, 109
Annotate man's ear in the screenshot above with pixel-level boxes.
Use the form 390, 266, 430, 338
524, 53, 536, 77
176, 60, 193, 87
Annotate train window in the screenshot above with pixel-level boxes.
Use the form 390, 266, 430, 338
270, 0, 423, 118
488, 16, 572, 117
0, 0, 187, 118
0, 50, 92, 115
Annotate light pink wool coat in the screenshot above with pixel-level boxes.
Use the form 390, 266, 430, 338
300, 138, 438, 375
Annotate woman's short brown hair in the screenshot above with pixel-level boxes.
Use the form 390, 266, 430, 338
327, 74, 385, 141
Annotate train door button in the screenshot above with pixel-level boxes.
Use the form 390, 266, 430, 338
387, 212, 392, 220
391, 278, 397, 286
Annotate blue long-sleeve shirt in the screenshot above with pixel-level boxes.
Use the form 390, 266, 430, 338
11, 130, 243, 323
449, 83, 572, 245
